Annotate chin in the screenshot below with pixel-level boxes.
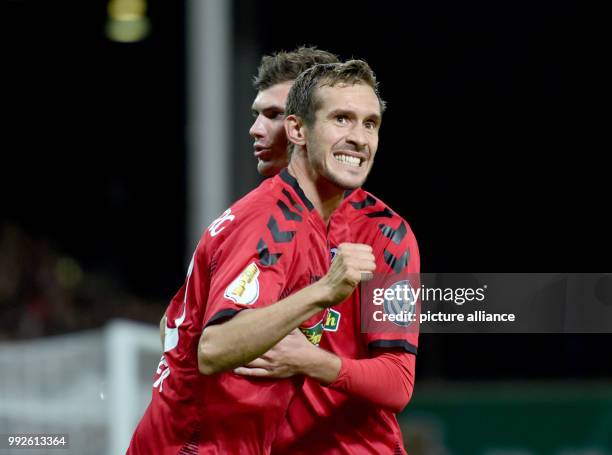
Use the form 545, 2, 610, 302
258, 162, 282, 177
329, 172, 366, 190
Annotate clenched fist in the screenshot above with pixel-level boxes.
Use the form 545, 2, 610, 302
317, 243, 376, 307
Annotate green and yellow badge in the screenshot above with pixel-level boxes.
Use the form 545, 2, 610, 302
300, 320, 324, 346
323, 309, 341, 332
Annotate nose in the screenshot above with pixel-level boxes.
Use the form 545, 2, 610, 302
249, 115, 266, 139
345, 125, 368, 154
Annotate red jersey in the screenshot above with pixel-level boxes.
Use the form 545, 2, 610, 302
274, 188, 420, 455
128, 170, 343, 455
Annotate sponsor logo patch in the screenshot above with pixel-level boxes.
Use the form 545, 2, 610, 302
300, 319, 324, 346
224, 262, 260, 305
383, 279, 417, 327
323, 309, 341, 332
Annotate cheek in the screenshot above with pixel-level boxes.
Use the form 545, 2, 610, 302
368, 134, 379, 153
270, 125, 288, 158
306, 137, 324, 164
272, 123, 287, 142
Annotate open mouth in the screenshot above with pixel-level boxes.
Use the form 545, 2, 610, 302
333, 153, 363, 167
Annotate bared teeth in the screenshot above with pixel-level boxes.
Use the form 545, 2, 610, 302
334, 154, 361, 167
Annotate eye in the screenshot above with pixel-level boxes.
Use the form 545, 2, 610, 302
264, 109, 284, 120
364, 120, 377, 130
336, 115, 348, 124
251, 110, 259, 119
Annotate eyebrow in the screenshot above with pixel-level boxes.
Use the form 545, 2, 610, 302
252, 102, 285, 113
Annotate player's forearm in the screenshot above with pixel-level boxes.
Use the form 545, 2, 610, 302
296, 346, 342, 384
198, 282, 328, 375
327, 352, 416, 413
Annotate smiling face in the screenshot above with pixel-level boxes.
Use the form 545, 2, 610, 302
249, 81, 293, 177
303, 83, 381, 190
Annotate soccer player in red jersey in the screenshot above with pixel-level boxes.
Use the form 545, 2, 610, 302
238, 49, 420, 454
127, 60, 384, 454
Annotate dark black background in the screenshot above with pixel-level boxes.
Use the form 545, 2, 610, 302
4, 1, 609, 379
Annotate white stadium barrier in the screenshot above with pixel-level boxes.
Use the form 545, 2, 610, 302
0, 320, 160, 455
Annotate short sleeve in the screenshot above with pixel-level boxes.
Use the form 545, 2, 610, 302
364, 216, 420, 355
200, 219, 288, 328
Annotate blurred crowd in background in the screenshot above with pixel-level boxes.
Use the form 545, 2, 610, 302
0, 221, 163, 340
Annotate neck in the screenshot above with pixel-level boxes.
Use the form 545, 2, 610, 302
288, 153, 345, 225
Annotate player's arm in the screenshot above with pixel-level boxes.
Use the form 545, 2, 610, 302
334, 214, 419, 412
233, 328, 341, 382
235, 334, 415, 413
340, 214, 419, 412
197, 243, 375, 375
326, 350, 416, 413
271, 331, 343, 384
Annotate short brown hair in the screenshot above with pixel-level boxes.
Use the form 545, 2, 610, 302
285, 60, 386, 128
253, 46, 340, 92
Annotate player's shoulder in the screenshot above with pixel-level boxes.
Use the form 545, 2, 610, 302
201, 174, 308, 253
341, 188, 408, 227
342, 188, 417, 247
234, 175, 307, 229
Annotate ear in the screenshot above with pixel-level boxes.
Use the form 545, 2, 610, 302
284, 114, 306, 147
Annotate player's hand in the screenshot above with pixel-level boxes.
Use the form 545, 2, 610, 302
317, 243, 375, 307
233, 329, 313, 379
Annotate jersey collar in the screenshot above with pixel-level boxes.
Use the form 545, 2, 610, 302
279, 168, 315, 212
343, 189, 356, 199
